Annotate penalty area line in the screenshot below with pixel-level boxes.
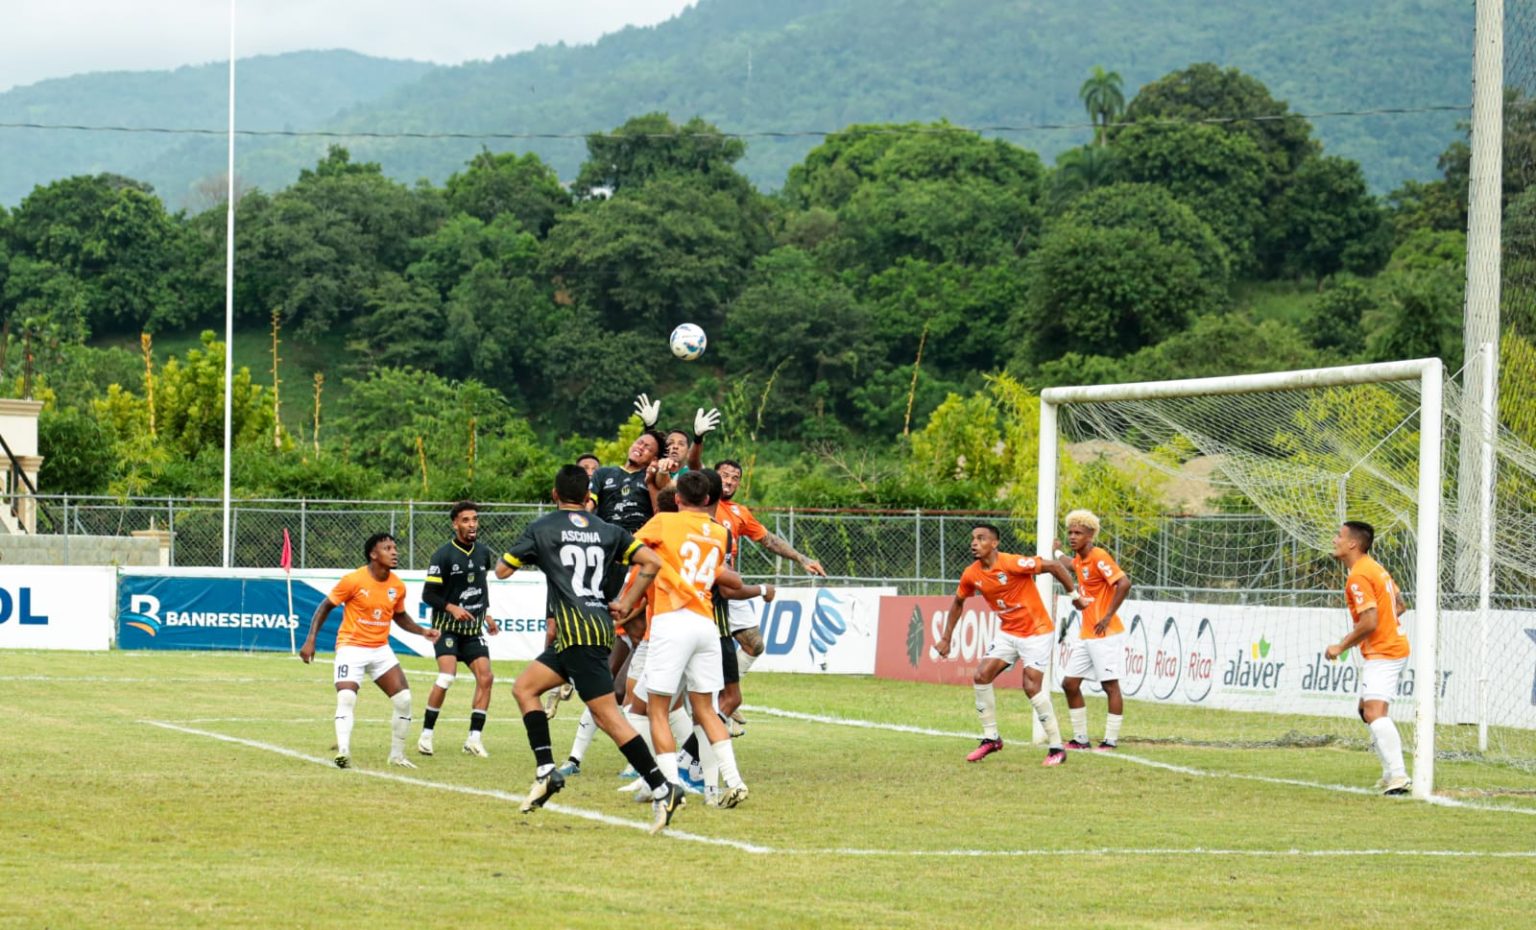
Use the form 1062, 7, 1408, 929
740, 704, 1536, 818
138, 719, 773, 854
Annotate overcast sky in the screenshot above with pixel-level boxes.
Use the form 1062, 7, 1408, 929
1, 0, 700, 92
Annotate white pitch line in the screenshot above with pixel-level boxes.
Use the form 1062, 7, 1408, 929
137, 719, 1536, 860
740, 704, 1536, 817
139, 720, 772, 853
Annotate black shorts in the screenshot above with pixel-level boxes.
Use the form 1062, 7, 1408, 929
534, 645, 615, 703
720, 635, 740, 685
434, 630, 490, 665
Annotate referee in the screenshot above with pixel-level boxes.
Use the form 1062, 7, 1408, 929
418, 500, 500, 757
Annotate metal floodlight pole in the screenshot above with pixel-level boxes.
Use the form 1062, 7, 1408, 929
220, 0, 237, 569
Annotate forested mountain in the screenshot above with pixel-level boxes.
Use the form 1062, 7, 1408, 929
0, 51, 437, 207
1, 0, 1472, 206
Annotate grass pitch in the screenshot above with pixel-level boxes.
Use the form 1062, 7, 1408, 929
4, 651, 1535, 929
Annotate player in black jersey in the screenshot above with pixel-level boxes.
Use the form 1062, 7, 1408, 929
418, 501, 500, 758
497, 465, 683, 833
589, 429, 669, 533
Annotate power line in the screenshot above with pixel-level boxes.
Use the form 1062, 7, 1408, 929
0, 104, 1472, 143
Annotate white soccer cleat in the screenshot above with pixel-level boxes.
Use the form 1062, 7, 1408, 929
1381, 774, 1411, 795
417, 731, 434, 756
1372, 775, 1390, 791
334, 753, 351, 769
462, 739, 489, 758
388, 755, 418, 769
717, 784, 749, 809
618, 775, 649, 800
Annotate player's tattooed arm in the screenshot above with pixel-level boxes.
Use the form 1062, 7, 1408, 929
393, 609, 439, 642
761, 532, 826, 576
611, 547, 662, 619
934, 595, 967, 658
298, 599, 337, 664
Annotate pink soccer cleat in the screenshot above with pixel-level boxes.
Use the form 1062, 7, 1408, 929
966, 738, 1003, 762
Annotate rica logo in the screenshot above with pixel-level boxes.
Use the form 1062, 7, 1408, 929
1223, 634, 1286, 690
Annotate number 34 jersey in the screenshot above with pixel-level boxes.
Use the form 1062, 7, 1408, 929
634, 511, 728, 622
501, 509, 640, 649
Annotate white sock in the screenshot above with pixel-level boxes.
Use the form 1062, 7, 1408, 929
695, 725, 720, 788
712, 738, 743, 789
737, 651, 759, 675
390, 689, 412, 758
1104, 713, 1123, 745
1029, 691, 1062, 748
626, 710, 654, 755
668, 707, 693, 750
569, 708, 597, 764
334, 689, 357, 756
1369, 717, 1406, 779
973, 683, 1000, 740
656, 751, 680, 784
1069, 707, 1089, 743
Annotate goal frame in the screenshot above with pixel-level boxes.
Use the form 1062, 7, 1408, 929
1036, 358, 1445, 799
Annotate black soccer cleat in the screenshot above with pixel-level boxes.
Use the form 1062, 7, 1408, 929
649, 782, 687, 835
521, 770, 566, 813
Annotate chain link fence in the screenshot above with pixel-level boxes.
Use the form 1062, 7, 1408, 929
28, 493, 1382, 600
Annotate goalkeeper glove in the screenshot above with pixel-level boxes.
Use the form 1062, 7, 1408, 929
693, 407, 721, 442
633, 393, 661, 428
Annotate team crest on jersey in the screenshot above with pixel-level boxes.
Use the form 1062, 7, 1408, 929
996, 572, 1008, 584
621, 485, 632, 497
388, 587, 397, 599
568, 513, 590, 528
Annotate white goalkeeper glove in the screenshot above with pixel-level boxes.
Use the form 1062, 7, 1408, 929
634, 393, 661, 428
693, 407, 721, 440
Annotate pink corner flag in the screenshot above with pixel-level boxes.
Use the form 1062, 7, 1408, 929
281, 528, 293, 572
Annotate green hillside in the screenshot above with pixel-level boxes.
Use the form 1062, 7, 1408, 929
0, 51, 437, 208
1, 0, 1474, 202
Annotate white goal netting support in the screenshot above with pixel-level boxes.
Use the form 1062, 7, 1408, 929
1036, 358, 1536, 802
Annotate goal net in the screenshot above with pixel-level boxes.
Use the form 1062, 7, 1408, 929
1036, 358, 1536, 803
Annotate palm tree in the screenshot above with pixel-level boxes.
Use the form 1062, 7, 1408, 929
1080, 66, 1126, 146
1051, 145, 1119, 208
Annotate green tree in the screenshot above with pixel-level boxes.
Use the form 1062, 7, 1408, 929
1080, 66, 1126, 146
1114, 122, 1269, 272
1301, 275, 1378, 358
6, 174, 212, 335
574, 113, 750, 198
1266, 156, 1391, 280
721, 247, 876, 437
1049, 145, 1119, 208
444, 149, 572, 237
540, 177, 768, 331
37, 406, 116, 494
1362, 230, 1465, 366
1121, 63, 1318, 177
154, 330, 275, 458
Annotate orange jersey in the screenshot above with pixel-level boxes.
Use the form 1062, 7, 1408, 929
329, 567, 408, 648
715, 500, 768, 565
1073, 546, 1127, 639
1345, 555, 1409, 660
634, 511, 727, 620
956, 553, 1053, 637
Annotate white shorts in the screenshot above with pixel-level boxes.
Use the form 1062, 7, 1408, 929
985, 631, 1053, 671
727, 597, 763, 634
333, 644, 399, 686
627, 639, 650, 685
1063, 634, 1123, 683
644, 608, 724, 697
1360, 657, 1408, 702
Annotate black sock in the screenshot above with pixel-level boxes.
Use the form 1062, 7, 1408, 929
469, 709, 486, 735
423, 707, 441, 732
680, 731, 700, 762
619, 736, 665, 791
522, 710, 555, 768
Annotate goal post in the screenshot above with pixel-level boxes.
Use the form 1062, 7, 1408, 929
1037, 358, 1444, 800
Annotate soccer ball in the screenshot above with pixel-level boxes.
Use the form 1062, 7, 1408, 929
669, 323, 707, 361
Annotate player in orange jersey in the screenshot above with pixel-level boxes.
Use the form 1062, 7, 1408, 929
611, 471, 754, 815
937, 523, 1090, 766
299, 532, 440, 770
1325, 520, 1412, 795
713, 459, 823, 730
1060, 510, 1133, 752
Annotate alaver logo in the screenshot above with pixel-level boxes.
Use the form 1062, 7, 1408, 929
1224, 633, 1286, 690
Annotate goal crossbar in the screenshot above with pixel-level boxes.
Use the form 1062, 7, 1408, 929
1036, 358, 1444, 799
